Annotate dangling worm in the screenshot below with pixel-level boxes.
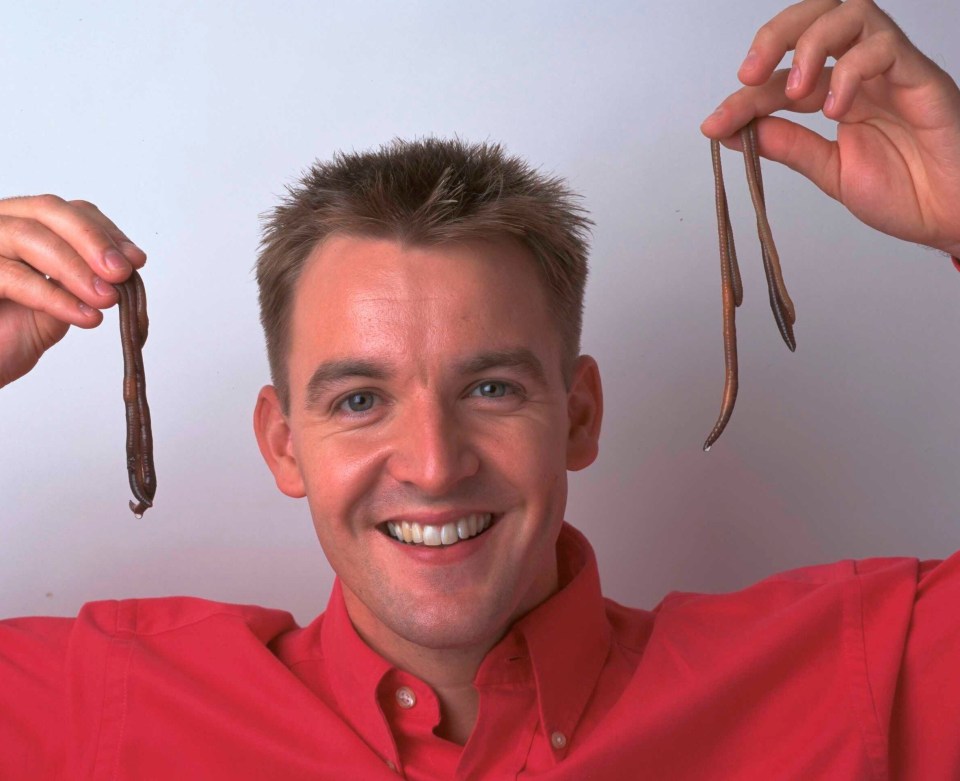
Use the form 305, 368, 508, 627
116, 270, 156, 516
703, 119, 796, 451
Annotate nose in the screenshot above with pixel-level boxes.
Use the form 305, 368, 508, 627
386, 398, 480, 496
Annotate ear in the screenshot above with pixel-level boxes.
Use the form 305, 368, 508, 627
566, 355, 603, 471
253, 385, 307, 498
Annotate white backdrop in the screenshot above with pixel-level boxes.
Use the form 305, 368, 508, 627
2, 1, 958, 624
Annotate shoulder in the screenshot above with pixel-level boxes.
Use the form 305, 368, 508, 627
70, 595, 299, 642
655, 554, 929, 621
0, 595, 300, 683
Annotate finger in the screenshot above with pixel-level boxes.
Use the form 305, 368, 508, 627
738, 0, 842, 85
68, 199, 147, 268
721, 116, 841, 202
0, 215, 119, 310
742, 0, 925, 101
0, 195, 138, 283
786, 0, 881, 99
0, 256, 103, 328
702, 68, 830, 139
825, 29, 946, 121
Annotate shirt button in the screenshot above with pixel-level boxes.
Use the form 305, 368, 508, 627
550, 730, 567, 750
395, 686, 417, 709
385, 759, 397, 772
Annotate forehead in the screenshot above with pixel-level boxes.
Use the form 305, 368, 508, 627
286, 234, 562, 379
299, 231, 542, 297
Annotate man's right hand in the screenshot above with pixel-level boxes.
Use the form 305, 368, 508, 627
0, 196, 146, 388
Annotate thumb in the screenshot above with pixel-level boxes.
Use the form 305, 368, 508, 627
724, 116, 841, 203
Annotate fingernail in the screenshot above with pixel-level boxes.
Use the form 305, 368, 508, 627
104, 248, 128, 271
787, 65, 802, 91
824, 91, 836, 113
703, 105, 724, 125
93, 276, 113, 296
119, 240, 143, 260
78, 301, 95, 316
740, 49, 758, 70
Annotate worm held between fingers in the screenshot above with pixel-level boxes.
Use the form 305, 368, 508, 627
703, 119, 797, 451
115, 270, 156, 516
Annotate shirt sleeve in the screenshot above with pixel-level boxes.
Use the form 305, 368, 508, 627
888, 550, 960, 779
0, 616, 73, 778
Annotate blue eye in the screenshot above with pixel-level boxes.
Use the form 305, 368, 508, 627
472, 381, 510, 398
340, 392, 376, 413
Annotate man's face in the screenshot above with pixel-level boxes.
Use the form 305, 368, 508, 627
255, 235, 601, 656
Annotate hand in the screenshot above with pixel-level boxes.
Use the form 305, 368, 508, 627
0, 195, 146, 388
700, 0, 960, 259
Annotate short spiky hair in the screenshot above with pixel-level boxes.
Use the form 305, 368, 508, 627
256, 137, 592, 411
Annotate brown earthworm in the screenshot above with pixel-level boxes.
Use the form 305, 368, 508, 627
703, 119, 796, 451
115, 270, 156, 516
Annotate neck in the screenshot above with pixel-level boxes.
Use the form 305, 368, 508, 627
392, 642, 485, 745
339, 543, 562, 746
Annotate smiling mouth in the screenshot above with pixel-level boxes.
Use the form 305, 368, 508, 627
383, 513, 495, 547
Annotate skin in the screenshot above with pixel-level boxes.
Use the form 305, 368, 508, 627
254, 234, 603, 743
1, 0, 959, 751
701, 0, 960, 258
0, 195, 145, 389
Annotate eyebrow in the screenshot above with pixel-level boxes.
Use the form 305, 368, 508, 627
304, 359, 393, 409
455, 348, 548, 386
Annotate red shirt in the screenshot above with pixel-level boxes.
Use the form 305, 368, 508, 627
1, 523, 957, 780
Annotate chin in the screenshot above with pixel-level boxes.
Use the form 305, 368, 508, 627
380, 596, 515, 652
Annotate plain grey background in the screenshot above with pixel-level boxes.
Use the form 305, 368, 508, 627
2, 1, 958, 624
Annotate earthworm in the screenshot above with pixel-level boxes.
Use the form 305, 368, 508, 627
115, 270, 156, 516
703, 119, 796, 451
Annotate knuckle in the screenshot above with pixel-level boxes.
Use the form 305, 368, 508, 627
68, 198, 100, 213
33, 193, 67, 211
793, 29, 816, 57
753, 23, 779, 48
872, 29, 901, 49
831, 59, 855, 86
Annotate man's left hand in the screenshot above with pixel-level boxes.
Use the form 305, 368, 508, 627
701, 0, 960, 259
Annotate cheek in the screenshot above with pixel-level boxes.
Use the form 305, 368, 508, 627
488, 418, 569, 492
294, 429, 388, 518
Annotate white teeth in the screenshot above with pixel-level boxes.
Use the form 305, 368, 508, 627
385, 513, 494, 547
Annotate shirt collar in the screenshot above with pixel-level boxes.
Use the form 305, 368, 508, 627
478, 522, 611, 760
320, 578, 396, 756
320, 522, 611, 760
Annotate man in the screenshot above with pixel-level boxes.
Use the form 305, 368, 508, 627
2, 0, 959, 778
